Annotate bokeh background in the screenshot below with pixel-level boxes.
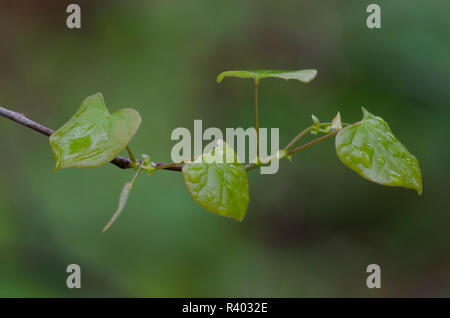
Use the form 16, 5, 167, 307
0, 0, 449, 297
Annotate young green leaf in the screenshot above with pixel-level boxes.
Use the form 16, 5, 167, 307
102, 181, 132, 232
311, 114, 321, 126
335, 108, 422, 194
217, 69, 317, 84
182, 140, 249, 221
103, 161, 144, 232
49, 93, 141, 171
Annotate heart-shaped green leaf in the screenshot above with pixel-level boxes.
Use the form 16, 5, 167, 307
217, 69, 317, 84
335, 108, 422, 194
182, 140, 249, 221
49, 93, 141, 171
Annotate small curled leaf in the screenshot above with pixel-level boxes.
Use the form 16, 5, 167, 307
335, 108, 422, 194
102, 161, 144, 232
217, 69, 317, 84
102, 181, 132, 232
311, 114, 321, 126
331, 112, 342, 131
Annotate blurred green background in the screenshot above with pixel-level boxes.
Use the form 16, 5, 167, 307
0, 0, 449, 297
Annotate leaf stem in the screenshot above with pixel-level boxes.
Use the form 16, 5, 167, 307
245, 129, 341, 172
284, 126, 313, 150
286, 130, 338, 156
284, 122, 353, 151
126, 146, 136, 163
254, 79, 260, 161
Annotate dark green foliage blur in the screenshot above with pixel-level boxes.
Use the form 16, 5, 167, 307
0, 0, 449, 297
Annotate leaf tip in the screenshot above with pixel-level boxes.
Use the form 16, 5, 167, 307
331, 111, 342, 131
53, 161, 63, 173
416, 182, 423, 196
361, 107, 371, 118
231, 211, 246, 222
86, 91, 105, 105
216, 72, 225, 83
311, 114, 320, 125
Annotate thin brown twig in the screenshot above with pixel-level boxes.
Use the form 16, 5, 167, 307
0, 105, 182, 171
0, 105, 345, 174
